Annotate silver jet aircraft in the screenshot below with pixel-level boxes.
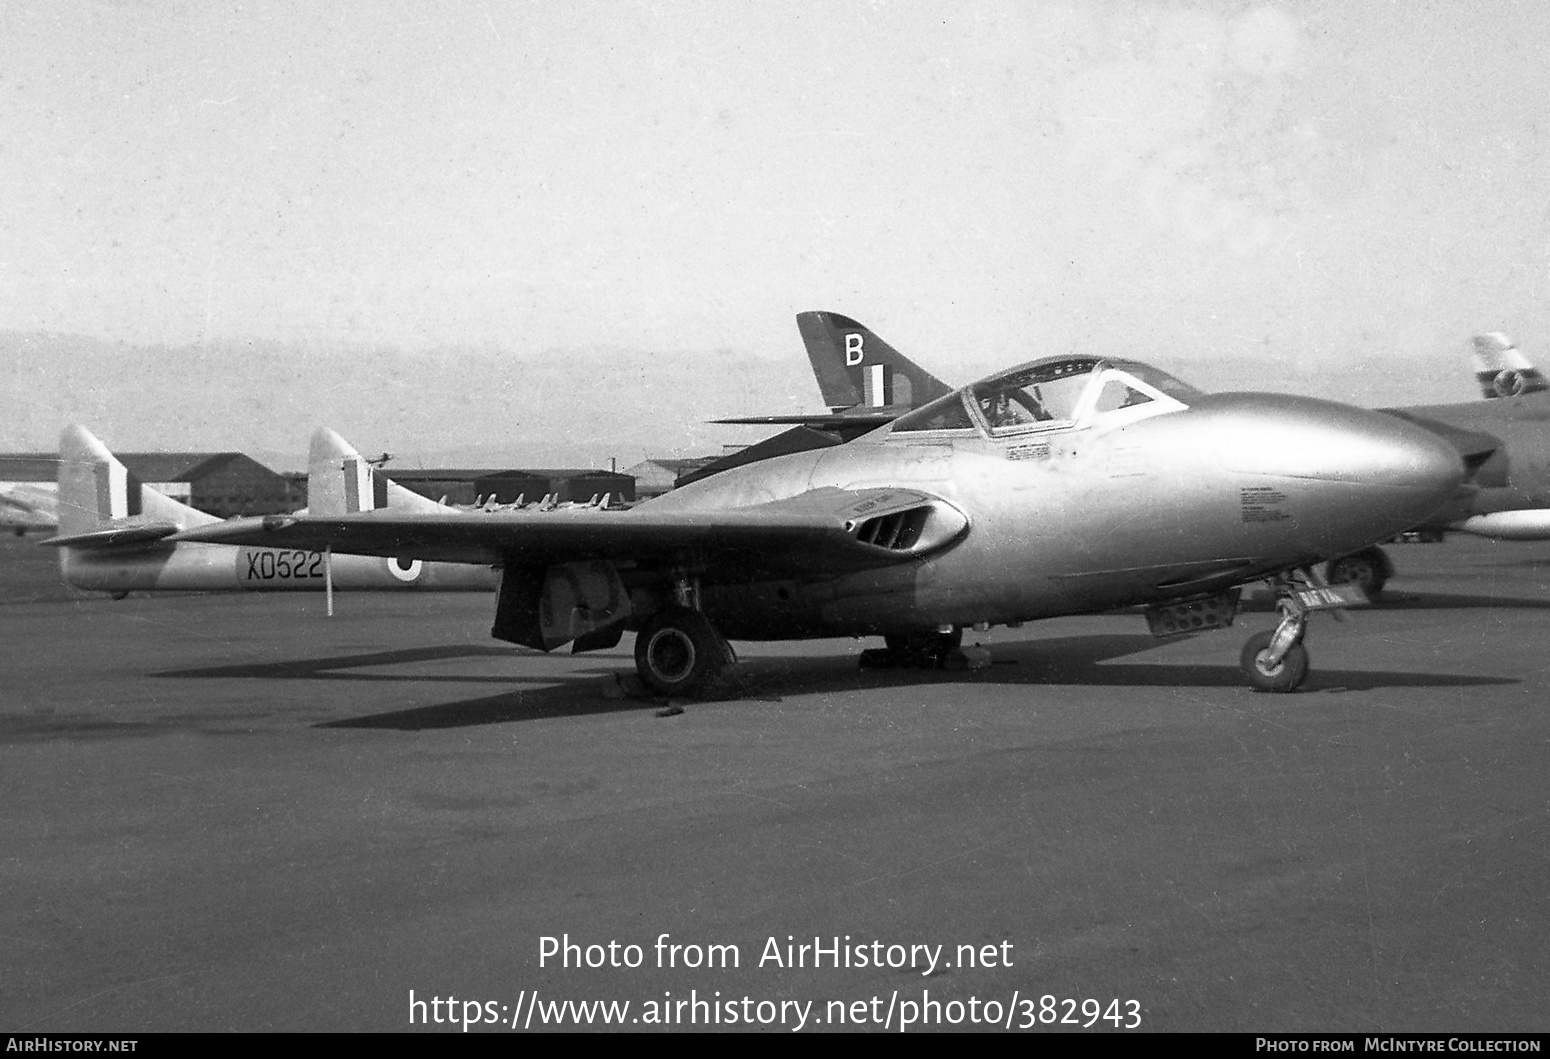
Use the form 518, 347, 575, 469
174, 353, 1465, 694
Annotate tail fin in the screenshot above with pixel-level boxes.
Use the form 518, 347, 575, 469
307, 428, 451, 515
54, 425, 219, 541
795, 311, 954, 412
1473, 333, 1547, 398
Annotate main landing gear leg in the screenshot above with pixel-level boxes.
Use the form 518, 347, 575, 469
634, 572, 738, 700
1239, 575, 1312, 693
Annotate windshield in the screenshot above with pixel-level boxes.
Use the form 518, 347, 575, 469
971, 358, 1099, 429
1105, 358, 1202, 402
890, 355, 1199, 437
890, 390, 978, 433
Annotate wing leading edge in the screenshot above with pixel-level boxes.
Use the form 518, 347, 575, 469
170, 487, 970, 580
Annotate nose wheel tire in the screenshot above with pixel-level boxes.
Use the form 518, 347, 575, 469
634, 608, 737, 700
1240, 630, 1309, 693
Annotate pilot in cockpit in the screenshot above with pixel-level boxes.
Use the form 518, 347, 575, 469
980, 387, 1049, 428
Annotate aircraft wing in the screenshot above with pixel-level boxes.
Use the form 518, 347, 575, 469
170, 486, 969, 579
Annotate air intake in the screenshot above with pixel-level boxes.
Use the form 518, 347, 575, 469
855, 508, 928, 551
842, 496, 968, 557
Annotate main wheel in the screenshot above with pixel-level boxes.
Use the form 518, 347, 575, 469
1239, 630, 1309, 693
1324, 547, 1389, 598
634, 608, 737, 699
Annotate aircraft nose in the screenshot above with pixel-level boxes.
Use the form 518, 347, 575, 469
1206, 392, 1465, 535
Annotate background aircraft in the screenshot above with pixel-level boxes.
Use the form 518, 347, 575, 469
0, 481, 57, 536
1380, 334, 1550, 546
1472, 332, 1548, 400
176, 351, 1465, 695
47, 425, 498, 595
679, 312, 954, 488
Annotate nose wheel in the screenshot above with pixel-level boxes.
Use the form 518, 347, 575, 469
1236, 567, 1353, 693
1240, 628, 1309, 692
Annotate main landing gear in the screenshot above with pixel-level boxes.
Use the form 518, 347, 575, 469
633, 607, 738, 699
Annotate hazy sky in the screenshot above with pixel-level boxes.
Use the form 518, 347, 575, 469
3, 0, 1548, 460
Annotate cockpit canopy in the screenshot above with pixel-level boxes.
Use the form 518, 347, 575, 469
889, 355, 1200, 438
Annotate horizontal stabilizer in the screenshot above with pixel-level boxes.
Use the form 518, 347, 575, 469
40, 521, 182, 549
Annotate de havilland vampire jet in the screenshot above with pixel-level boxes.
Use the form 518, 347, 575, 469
173, 352, 1465, 695
46, 425, 497, 595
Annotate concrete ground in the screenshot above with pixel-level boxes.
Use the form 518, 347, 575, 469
2, 534, 1547, 1032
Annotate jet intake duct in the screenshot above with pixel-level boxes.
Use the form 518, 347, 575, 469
855, 508, 927, 550
841, 493, 968, 557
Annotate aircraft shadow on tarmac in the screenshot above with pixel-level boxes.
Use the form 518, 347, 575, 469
733, 632, 1518, 701
152, 632, 1516, 732
1372, 589, 1550, 611
150, 643, 635, 730
152, 644, 587, 685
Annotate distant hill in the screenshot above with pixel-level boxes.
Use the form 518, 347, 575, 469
0, 331, 819, 469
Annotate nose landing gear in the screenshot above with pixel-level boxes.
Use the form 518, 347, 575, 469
1238, 568, 1366, 693
1240, 623, 1310, 693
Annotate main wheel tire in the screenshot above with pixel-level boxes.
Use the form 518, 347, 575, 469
634, 608, 737, 699
1239, 630, 1310, 693
1324, 547, 1389, 597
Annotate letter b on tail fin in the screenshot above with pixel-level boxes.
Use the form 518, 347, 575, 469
796, 311, 954, 412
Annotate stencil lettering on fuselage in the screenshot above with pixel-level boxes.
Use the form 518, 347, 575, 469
1239, 486, 1290, 523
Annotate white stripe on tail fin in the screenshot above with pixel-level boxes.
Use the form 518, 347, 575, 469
796, 311, 954, 412
308, 428, 452, 515
55, 425, 219, 539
